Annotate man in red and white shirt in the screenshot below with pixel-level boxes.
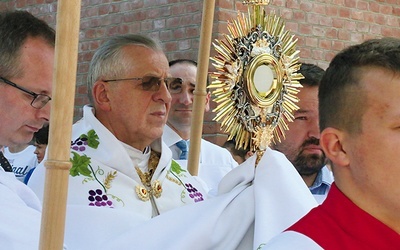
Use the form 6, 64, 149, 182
263, 38, 400, 249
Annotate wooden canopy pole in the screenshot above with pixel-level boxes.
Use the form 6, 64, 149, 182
187, 0, 216, 176
39, 0, 81, 249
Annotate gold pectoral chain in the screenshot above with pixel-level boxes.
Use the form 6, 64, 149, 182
135, 150, 163, 201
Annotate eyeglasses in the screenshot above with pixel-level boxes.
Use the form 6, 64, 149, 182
103, 76, 179, 92
0, 76, 52, 109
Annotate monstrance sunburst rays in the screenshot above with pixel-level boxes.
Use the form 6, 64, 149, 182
209, 2, 303, 163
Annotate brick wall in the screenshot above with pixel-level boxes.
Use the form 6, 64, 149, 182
2, 0, 399, 145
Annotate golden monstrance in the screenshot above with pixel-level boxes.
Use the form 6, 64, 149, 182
209, 0, 304, 164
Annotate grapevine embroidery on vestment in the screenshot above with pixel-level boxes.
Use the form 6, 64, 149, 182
70, 129, 204, 206
168, 160, 204, 203
70, 129, 122, 207
71, 129, 99, 152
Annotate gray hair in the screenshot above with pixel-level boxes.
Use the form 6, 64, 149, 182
87, 34, 163, 105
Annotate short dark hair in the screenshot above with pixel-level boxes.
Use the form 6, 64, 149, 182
0, 10, 55, 79
169, 59, 197, 67
168, 59, 210, 86
34, 125, 49, 145
298, 63, 325, 87
319, 37, 400, 134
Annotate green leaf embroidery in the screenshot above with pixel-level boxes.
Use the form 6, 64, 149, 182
80, 129, 100, 149
70, 152, 92, 177
171, 160, 187, 175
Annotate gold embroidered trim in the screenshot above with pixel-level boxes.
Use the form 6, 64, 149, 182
104, 170, 117, 190
166, 174, 181, 185
135, 185, 149, 201
152, 180, 162, 198
135, 150, 163, 201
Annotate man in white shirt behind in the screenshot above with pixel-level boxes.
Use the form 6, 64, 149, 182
164, 59, 238, 194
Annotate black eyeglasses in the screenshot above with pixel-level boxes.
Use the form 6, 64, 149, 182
103, 76, 179, 92
0, 76, 52, 109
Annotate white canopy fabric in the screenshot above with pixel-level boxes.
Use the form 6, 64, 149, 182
63, 148, 317, 249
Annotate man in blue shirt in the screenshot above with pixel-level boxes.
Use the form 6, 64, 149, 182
271, 63, 333, 203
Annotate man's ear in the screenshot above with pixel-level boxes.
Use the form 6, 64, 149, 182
204, 92, 211, 112
92, 81, 111, 111
320, 127, 350, 168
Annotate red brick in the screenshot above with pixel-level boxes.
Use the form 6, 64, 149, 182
332, 18, 344, 28
99, 4, 110, 15
306, 13, 319, 25
312, 26, 325, 37
319, 39, 331, 50
16, 0, 27, 8
280, 9, 293, 20
160, 30, 173, 41
178, 39, 191, 50
128, 22, 141, 34
344, 0, 356, 8
332, 40, 345, 50
325, 28, 338, 39
369, 1, 380, 13
296, 36, 305, 47
8, 0, 400, 141
380, 5, 393, 15
320, 16, 333, 26
118, 24, 129, 34
357, 22, 369, 33
312, 49, 324, 60
387, 16, 399, 27
170, 4, 185, 15
350, 9, 364, 20
286, 0, 300, 9
292, 10, 305, 22
83, 6, 99, 17
326, 6, 339, 16
146, 8, 161, 19
344, 20, 356, 31
363, 12, 374, 23
338, 29, 351, 40
374, 14, 387, 25
299, 2, 312, 12
350, 32, 363, 43
186, 2, 201, 13
314, 3, 326, 15
382, 27, 398, 37
186, 26, 199, 37
141, 20, 153, 31
305, 37, 318, 47
339, 7, 351, 18
356, 1, 368, 11
76, 84, 88, 95
273, 0, 285, 7
370, 24, 382, 35
164, 41, 178, 52
285, 22, 298, 33
166, 16, 181, 27
394, 7, 400, 15
299, 23, 312, 35
299, 47, 311, 58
